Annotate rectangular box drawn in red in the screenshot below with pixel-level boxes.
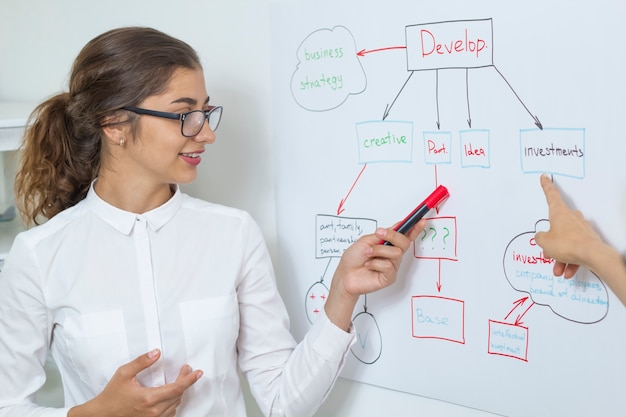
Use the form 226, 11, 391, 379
487, 320, 529, 362
414, 216, 457, 261
411, 295, 465, 344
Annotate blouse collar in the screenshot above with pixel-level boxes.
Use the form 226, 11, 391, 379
86, 181, 182, 235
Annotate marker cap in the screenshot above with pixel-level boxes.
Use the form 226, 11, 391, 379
423, 185, 449, 209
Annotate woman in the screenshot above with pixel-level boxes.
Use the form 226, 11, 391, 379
0, 27, 424, 417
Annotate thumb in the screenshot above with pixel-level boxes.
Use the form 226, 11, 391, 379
534, 231, 556, 260
118, 349, 161, 379
534, 231, 547, 247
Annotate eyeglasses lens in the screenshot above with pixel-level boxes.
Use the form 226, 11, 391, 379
182, 108, 222, 137
207, 107, 221, 131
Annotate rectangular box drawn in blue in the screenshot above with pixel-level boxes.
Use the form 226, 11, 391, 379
356, 120, 414, 164
519, 127, 585, 178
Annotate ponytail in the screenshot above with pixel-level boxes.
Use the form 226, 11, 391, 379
15, 92, 101, 226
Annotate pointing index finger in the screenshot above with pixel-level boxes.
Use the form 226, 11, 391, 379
540, 174, 565, 212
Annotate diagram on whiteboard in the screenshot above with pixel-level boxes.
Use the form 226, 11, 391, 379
290, 18, 608, 365
271, 3, 626, 415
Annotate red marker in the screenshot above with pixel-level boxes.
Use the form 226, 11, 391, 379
381, 185, 450, 245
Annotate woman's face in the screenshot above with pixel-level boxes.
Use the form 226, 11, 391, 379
125, 67, 216, 186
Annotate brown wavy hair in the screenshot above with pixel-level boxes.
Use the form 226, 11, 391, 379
15, 27, 201, 225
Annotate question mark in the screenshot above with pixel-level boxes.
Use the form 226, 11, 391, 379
442, 227, 450, 246
429, 227, 437, 243
420, 230, 427, 241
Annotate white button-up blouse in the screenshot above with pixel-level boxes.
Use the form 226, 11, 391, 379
0, 185, 354, 416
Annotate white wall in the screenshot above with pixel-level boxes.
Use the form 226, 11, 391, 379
0, 1, 494, 415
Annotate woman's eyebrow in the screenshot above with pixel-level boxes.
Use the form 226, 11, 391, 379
170, 96, 211, 106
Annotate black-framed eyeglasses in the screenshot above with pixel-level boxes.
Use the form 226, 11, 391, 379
122, 105, 223, 137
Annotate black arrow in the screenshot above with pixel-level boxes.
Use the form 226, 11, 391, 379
493, 65, 543, 129
466, 68, 472, 128
383, 71, 414, 120
435, 69, 441, 129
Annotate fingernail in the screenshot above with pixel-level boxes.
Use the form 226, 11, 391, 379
196, 370, 204, 380
148, 349, 160, 359
376, 227, 386, 237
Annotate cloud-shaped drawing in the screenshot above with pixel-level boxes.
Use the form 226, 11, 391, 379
503, 219, 608, 324
290, 25, 366, 111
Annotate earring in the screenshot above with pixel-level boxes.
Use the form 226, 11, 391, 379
119, 137, 125, 147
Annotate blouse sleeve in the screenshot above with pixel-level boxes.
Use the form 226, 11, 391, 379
0, 234, 70, 417
235, 213, 354, 417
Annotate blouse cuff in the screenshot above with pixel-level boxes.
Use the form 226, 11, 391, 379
307, 308, 355, 362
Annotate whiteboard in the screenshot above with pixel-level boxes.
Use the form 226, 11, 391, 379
269, 1, 626, 416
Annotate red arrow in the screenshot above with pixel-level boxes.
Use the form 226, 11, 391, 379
515, 302, 535, 326
434, 165, 443, 215
357, 46, 407, 57
504, 296, 529, 321
436, 259, 443, 292
337, 164, 367, 215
